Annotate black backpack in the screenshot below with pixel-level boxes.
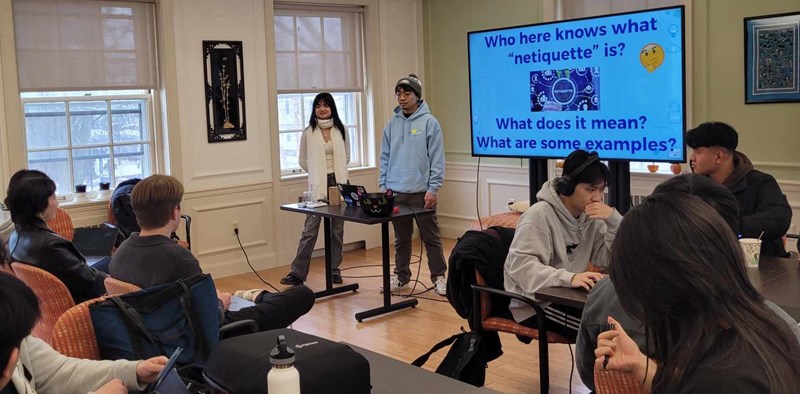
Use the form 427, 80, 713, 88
411, 327, 486, 387
111, 178, 141, 239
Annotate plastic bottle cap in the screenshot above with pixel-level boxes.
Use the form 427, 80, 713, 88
269, 335, 296, 365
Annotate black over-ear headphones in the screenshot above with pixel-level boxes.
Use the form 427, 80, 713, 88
555, 153, 600, 196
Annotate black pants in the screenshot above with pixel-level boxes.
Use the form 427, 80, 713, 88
223, 285, 315, 331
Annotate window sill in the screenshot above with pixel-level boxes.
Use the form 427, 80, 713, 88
280, 165, 378, 181
57, 192, 112, 210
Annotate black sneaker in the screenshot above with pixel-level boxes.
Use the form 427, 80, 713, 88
280, 274, 303, 286
332, 274, 343, 284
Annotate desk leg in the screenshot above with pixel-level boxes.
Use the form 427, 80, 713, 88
354, 222, 417, 322
314, 217, 358, 299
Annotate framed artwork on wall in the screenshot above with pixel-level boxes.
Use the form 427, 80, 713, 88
744, 12, 800, 104
203, 40, 247, 142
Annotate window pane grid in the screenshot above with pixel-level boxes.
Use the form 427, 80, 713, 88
22, 92, 153, 194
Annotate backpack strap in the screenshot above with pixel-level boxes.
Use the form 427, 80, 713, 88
110, 296, 168, 358
177, 279, 213, 361
411, 330, 464, 368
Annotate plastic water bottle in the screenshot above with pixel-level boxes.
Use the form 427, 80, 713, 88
267, 335, 300, 394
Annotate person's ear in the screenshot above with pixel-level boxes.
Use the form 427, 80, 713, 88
173, 206, 181, 221
1, 347, 20, 382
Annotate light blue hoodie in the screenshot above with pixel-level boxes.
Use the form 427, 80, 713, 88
379, 101, 445, 194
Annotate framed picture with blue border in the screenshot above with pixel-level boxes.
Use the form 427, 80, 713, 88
744, 11, 800, 104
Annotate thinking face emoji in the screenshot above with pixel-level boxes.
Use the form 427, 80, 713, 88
640, 43, 665, 72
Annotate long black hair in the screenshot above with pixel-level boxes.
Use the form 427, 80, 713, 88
4, 169, 56, 230
610, 193, 800, 392
308, 92, 346, 140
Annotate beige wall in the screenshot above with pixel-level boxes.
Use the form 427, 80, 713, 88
423, 0, 544, 165
424, 0, 800, 242
694, 0, 800, 181
424, 0, 800, 180
0, 0, 425, 277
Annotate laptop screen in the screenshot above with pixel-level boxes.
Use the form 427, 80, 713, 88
72, 226, 117, 257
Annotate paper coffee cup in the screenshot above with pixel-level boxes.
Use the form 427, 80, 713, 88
739, 238, 761, 267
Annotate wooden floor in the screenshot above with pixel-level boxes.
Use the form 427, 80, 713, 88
215, 238, 591, 394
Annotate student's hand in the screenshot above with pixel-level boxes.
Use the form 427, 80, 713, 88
424, 192, 438, 209
136, 356, 168, 383
217, 290, 232, 311
585, 202, 614, 220
594, 317, 646, 374
571, 271, 605, 291
94, 379, 128, 394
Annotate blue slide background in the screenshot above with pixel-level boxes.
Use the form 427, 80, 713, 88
469, 7, 685, 161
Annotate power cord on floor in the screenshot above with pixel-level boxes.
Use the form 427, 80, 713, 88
235, 228, 280, 292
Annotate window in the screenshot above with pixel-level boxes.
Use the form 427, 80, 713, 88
274, 4, 365, 174
13, 0, 158, 195
561, 0, 687, 174
21, 90, 154, 194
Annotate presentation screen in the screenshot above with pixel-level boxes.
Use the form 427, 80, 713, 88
468, 6, 686, 162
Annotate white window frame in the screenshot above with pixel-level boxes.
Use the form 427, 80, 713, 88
20, 90, 157, 196
274, 4, 367, 176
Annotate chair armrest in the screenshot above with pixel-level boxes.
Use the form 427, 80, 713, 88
470, 284, 546, 314
218, 319, 258, 340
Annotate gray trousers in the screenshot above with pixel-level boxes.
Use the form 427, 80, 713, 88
392, 192, 447, 283
289, 214, 344, 281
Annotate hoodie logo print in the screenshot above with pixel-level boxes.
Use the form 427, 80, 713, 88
411, 128, 419, 135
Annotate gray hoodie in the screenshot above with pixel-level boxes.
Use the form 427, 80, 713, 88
503, 178, 622, 322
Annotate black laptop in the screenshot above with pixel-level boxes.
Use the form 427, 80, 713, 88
72, 226, 118, 266
337, 183, 367, 207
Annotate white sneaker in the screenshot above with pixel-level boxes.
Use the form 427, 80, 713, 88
433, 276, 447, 296
380, 275, 408, 293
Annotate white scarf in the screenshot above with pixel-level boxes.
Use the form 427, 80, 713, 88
306, 125, 348, 200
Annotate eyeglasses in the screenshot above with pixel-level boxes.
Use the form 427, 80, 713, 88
395, 91, 415, 99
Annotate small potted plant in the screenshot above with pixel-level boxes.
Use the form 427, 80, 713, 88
670, 163, 682, 174
647, 162, 659, 173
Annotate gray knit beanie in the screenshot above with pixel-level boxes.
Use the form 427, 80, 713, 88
395, 74, 422, 99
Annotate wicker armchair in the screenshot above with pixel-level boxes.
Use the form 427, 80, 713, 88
471, 270, 574, 394
47, 207, 74, 241
51, 297, 105, 360
10, 262, 76, 345
595, 369, 647, 394
104, 276, 141, 296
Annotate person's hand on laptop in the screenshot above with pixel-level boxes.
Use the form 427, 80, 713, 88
136, 356, 169, 384
94, 379, 128, 394
217, 290, 232, 311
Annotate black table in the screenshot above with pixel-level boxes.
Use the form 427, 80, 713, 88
748, 256, 800, 321
280, 203, 434, 322
348, 344, 500, 393
534, 256, 800, 321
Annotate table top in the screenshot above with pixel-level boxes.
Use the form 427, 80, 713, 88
748, 256, 800, 321
535, 256, 800, 321
348, 344, 499, 393
280, 203, 434, 224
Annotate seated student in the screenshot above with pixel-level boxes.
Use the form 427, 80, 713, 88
109, 175, 315, 332
0, 260, 167, 393
5, 169, 106, 303
687, 121, 792, 257
576, 174, 800, 391
595, 193, 800, 393
504, 150, 621, 339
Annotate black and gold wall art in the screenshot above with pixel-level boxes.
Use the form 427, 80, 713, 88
203, 40, 247, 142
